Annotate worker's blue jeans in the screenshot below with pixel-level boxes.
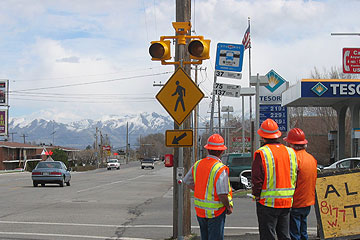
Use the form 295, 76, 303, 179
196, 211, 226, 240
290, 206, 311, 240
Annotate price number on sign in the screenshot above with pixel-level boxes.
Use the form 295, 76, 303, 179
216, 71, 225, 77
270, 112, 285, 118
270, 105, 285, 111
213, 83, 225, 95
214, 90, 226, 95
214, 83, 223, 89
273, 119, 283, 124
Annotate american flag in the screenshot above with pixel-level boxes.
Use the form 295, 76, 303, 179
242, 25, 251, 50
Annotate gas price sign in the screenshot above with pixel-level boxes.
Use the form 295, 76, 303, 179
260, 104, 288, 131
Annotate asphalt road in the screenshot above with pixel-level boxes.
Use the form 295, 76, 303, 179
0, 161, 318, 240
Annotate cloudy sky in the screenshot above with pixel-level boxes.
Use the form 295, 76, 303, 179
0, 0, 359, 123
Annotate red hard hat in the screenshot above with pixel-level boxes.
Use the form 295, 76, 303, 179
283, 128, 308, 145
204, 134, 227, 150
257, 118, 282, 139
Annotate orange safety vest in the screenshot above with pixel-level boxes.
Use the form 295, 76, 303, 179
192, 156, 233, 218
292, 149, 317, 208
255, 144, 297, 208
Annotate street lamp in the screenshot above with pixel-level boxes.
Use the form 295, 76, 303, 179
331, 33, 360, 36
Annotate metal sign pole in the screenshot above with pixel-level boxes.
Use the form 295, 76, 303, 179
209, 74, 217, 134
242, 96, 245, 152
177, 59, 184, 240
255, 73, 260, 150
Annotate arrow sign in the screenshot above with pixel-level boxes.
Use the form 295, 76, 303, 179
166, 130, 193, 147
172, 132, 187, 144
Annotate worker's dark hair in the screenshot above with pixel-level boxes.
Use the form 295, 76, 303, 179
263, 138, 279, 144
292, 144, 307, 150
208, 149, 224, 157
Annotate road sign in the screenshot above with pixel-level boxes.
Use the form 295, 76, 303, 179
315, 169, 360, 239
343, 48, 360, 74
215, 70, 242, 79
165, 130, 193, 147
215, 43, 244, 72
156, 67, 204, 125
259, 104, 288, 132
213, 82, 241, 98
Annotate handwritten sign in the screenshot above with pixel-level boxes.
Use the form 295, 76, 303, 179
315, 169, 360, 239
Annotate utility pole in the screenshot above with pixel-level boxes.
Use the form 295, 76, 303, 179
126, 122, 129, 164
192, 66, 206, 164
50, 121, 56, 146
9, 132, 16, 142
174, 1, 191, 239
95, 127, 99, 168
100, 130, 103, 166
21, 134, 28, 144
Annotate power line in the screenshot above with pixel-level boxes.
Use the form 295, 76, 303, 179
11, 67, 164, 82
10, 97, 157, 104
10, 92, 156, 100
11, 71, 172, 93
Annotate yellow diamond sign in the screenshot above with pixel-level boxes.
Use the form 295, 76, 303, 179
156, 67, 204, 125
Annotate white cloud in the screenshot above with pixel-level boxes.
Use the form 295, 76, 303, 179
0, 0, 359, 122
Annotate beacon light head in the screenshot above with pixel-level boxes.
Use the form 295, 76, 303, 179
149, 40, 171, 61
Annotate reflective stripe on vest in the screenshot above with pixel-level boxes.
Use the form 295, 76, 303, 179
193, 159, 233, 218
259, 145, 297, 208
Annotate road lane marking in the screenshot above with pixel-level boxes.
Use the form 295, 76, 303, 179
77, 175, 144, 193
0, 220, 317, 231
0, 231, 151, 240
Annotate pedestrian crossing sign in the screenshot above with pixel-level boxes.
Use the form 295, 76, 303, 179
156, 67, 204, 125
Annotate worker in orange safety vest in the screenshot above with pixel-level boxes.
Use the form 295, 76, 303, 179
283, 128, 317, 240
184, 133, 233, 240
252, 118, 298, 240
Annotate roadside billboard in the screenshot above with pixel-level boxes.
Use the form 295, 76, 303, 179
0, 109, 7, 136
315, 169, 360, 239
343, 48, 360, 74
0, 80, 8, 106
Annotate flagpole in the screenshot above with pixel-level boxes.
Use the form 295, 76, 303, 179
247, 17, 254, 155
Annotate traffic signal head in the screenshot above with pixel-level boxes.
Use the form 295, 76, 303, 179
149, 40, 171, 61
188, 39, 210, 60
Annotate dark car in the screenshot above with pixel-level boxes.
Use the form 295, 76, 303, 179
31, 161, 71, 187
221, 152, 252, 189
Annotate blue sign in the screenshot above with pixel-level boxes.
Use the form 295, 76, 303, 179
215, 43, 244, 72
301, 80, 360, 98
260, 104, 288, 132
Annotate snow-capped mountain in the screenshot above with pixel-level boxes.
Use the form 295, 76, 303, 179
9, 112, 173, 149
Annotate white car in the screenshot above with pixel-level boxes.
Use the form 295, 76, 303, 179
141, 158, 155, 169
323, 157, 360, 170
107, 159, 120, 170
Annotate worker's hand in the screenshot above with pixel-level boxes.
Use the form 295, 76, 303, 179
226, 206, 233, 215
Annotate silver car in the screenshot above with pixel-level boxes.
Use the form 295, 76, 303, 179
31, 161, 71, 187
323, 157, 360, 170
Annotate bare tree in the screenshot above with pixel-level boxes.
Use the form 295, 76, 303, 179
76, 149, 97, 166
136, 133, 172, 159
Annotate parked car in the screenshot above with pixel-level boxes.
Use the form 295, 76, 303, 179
221, 152, 252, 190
107, 159, 120, 170
31, 161, 71, 187
141, 158, 155, 169
323, 157, 360, 170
